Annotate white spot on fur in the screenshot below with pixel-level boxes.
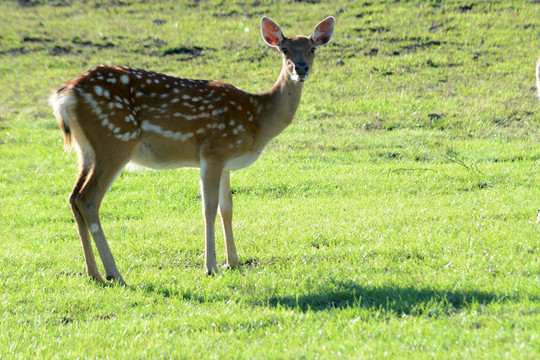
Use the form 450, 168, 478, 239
94, 85, 103, 96
120, 75, 129, 84
141, 120, 189, 141
90, 223, 100, 234
83, 93, 103, 117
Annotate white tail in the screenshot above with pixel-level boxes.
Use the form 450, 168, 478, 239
49, 16, 335, 284
536, 55, 540, 100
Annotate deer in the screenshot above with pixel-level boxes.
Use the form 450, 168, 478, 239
49, 16, 335, 285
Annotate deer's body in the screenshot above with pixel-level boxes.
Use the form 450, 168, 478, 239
50, 16, 334, 285
58, 66, 282, 171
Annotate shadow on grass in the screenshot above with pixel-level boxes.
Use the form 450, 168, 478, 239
137, 280, 527, 316
262, 281, 505, 315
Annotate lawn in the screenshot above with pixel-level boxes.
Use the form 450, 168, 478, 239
0, 0, 539, 358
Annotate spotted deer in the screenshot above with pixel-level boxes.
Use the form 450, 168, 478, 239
49, 16, 335, 285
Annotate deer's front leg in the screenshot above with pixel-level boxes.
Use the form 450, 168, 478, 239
200, 159, 224, 275
219, 171, 239, 269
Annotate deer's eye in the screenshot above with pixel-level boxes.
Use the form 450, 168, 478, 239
311, 47, 316, 54
281, 47, 289, 55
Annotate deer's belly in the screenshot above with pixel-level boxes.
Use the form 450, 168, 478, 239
130, 140, 200, 170
225, 152, 260, 171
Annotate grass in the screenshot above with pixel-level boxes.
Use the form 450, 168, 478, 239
0, 0, 539, 358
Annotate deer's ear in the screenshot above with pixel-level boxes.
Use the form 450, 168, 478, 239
311, 16, 335, 48
261, 17, 285, 47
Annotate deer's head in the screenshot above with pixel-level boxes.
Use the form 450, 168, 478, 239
261, 16, 335, 83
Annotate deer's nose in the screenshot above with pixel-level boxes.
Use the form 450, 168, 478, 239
295, 62, 309, 75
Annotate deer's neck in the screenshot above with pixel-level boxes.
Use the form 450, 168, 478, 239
252, 61, 304, 147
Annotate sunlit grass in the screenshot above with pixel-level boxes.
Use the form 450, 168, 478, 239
0, 0, 539, 359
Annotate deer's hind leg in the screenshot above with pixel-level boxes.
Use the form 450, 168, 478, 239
69, 159, 103, 283
68, 123, 135, 285
72, 149, 134, 285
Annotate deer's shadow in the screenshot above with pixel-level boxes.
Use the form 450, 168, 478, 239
262, 281, 504, 314
138, 279, 520, 315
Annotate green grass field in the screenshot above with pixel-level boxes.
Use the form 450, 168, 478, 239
1, 0, 539, 358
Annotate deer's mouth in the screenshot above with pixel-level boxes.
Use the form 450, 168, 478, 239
288, 72, 309, 82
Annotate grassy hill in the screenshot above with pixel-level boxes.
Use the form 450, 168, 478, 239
0, 0, 539, 358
